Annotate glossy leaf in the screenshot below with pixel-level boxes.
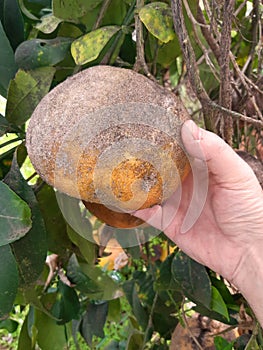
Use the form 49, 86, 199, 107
4, 156, 47, 285
0, 244, 19, 318
53, 0, 103, 20
0, 21, 17, 97
211, 286, 229, 321
0, 181, 31, 245
71, 25, 120, 65
15, 37, 72, 70
171, 251, 211, 308
139, 2, 175, 43
2, 0, 24, 50
6, 67, 55, 125
51, 280, 80, 325
35, 309, 67, 350
80, 302, 108, 345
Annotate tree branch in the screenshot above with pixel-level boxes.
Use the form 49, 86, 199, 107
171, 0, 215, 131
218, 0, 235, 144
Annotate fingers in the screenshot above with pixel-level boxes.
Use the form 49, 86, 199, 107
181, 120, 255, 184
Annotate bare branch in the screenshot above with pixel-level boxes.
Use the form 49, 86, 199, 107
133, 0, 157, 82
197, 5, 221, 62
171, 0, 215, 131
218, 0, 235, 144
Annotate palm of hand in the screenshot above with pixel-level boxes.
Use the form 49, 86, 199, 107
136, 156, 263, 282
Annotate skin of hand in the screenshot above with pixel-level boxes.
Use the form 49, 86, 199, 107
135, 119, 263, 323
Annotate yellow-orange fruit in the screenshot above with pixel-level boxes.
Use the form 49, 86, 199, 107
26, 65, 191, 228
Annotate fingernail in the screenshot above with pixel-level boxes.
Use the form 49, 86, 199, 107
182, 120, 200, 140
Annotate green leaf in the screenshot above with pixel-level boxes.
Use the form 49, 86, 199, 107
171, 251, 211, 308
35, 309, 67, 350
35, 14, 63, 34
0, 181, 31, 245
123, 280, 148, 330
0, 318, 19, 332
67, 225, 96, 264
15, 37, 72, 70
0, 115, 9, 136
17, 314, 33, 350
211, 286, 229, 321
156, 252, 179, 291
4, 155, 47, 285
36, 184, 71, 255
0, 21, 17, 97
210, 276, 235, 305
156, 38, 181, 67
101, 0, 127, 26
51, 280, 80, 325
126, 330, 144, 350
0, 244, 19, 318
53, 0, 103, 20
22, 287, 58, 320
214, 336, 234, 350
71, 25, 120, 65
6, 67, 55, 126
55, 192, 94, 242
18, 0, 39, 21
139, 2, 175, 43
80, 302, 108, 345
244, 334, 260, 350
66, 254, 103, 295
3, 0, 24, 50
193, 303, 237, 325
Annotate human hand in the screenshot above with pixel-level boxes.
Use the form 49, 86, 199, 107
135, 120, 263, 284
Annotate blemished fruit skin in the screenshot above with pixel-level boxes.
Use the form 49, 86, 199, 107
26, 65, 191, 228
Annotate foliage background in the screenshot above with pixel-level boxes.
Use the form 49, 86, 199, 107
0, 0, 262, 349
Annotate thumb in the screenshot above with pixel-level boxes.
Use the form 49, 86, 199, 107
181, 120, 254, 183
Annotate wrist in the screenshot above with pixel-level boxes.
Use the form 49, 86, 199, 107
232, 241, 263, 326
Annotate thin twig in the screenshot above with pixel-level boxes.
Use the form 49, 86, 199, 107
142, 292, 158, 347
218, 0, 235, 144
93, 0, 112, 30
234, 0, 248, 17
182, 0, 209, 29
181, 297, 204, 350
171, 0, 215, 131
183, 0, 220, 82
133, 0, 157, 82
197, 5, 221, 62
26, 172, 38, 183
